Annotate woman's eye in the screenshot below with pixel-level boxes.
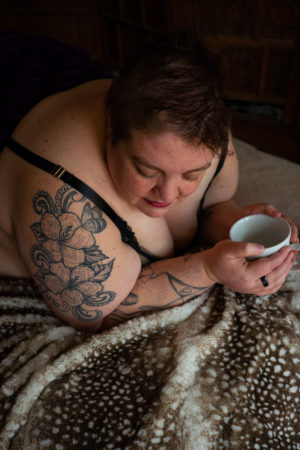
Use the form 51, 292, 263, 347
183, 172, 201, 182
135, 165, 158, 178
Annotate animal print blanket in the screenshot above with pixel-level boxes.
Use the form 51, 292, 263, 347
0, 261, 299, 449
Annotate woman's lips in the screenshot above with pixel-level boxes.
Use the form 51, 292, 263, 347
144, 198, 171, 208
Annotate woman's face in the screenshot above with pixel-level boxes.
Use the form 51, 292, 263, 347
107, 130, 214, 218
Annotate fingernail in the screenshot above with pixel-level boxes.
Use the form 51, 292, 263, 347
255, 244, 264, 252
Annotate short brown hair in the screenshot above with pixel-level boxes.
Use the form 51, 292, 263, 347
106, 28, 230, 155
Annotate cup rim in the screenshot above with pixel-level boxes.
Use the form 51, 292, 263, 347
229, 214, 291, 251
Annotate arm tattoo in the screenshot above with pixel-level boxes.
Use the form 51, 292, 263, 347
30, 185, 116, 323
138, 267, 209, 309
108, 264, 209, 325
120, 293, 138, 306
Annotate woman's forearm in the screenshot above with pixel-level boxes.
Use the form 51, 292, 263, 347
101, 252, 214, 329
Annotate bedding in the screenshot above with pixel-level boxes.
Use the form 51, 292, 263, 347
0, 259, 299, 449
234, 138, 300, 227
0, 139, 299, 449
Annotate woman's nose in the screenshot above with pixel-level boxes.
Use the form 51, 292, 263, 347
154, 177, 179, 203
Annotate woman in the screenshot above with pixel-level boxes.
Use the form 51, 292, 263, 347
0, 30, 298, 331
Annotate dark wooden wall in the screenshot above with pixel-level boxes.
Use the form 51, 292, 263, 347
1, 0, 299, 161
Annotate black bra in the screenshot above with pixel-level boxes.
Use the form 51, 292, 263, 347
5, 136, 226, 261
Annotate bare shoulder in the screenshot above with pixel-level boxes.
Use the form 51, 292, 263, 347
0, 79, 112, 235
10, 79, 114, 198
12, 79, 113, 164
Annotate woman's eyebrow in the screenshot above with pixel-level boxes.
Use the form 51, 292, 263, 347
131, 156, 160, 170
184, 162, 212, 173
131, 156, 212, 172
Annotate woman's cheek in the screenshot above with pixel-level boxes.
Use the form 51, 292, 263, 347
124, 176, 152, 199
181, 181, 200, 197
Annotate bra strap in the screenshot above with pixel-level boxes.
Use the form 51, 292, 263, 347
6, 137, 156, 262
199, 143, 228, 213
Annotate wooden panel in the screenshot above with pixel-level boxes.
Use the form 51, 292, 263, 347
168, 0, 299, 124
1, 0, 299, 126
265, 48, 294, 97
30, 0, 89, 13
144, 0, 166, 29
219, 46, 262, 95
259, 0, 298, 39
98, 0, 166, 71
217, 0, 257, 37
100, 0, 119, 16
1, 0, 102, 59
166, 0, 217, 34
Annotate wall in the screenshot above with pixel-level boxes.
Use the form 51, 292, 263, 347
1, 0, 299, 129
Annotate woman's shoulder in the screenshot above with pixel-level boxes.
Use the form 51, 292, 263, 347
2, 79, 113, 223
10, 79, 112, 168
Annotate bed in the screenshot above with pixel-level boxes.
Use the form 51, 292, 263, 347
0, 32, 299, 449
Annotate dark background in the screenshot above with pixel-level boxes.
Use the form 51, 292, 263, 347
1, 0, 299, 162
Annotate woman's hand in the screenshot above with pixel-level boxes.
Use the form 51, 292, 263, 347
237, 203, 299, 243
202, 240, 296, 296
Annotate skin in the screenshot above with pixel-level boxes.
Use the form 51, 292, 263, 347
0, 80, 298, 331
106, 131, 215, 219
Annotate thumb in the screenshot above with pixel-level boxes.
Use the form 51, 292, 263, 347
226, 240, 264, 258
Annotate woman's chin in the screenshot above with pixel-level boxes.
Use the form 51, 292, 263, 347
146, 209, 167, 218
137, 203, 169, 218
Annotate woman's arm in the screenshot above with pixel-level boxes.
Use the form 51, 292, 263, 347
14, 154, 297, 332
15, 175, 216, 332
102, 239, 296, 329
102, 251, 214, 328
199, 135, 240, 244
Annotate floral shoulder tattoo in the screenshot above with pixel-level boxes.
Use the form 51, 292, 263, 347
30, 185, 116, 323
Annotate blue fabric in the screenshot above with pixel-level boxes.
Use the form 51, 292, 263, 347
0, 31, 112, 150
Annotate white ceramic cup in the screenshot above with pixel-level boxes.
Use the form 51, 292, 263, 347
229, 214, 291, 258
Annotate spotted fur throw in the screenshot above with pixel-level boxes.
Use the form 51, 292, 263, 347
0, 262, 299, 449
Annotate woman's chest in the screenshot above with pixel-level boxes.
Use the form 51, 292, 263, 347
122, 197, 199, 259
88, 165, 206, 260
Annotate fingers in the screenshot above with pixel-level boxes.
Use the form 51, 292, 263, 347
206, 239, 297, 296
264, 254, 293, 288
261, 204, 281, 217
238, 203, 281, 219
249, 246, 291, 279
253, 248, 296, 295
255, 279, 283, 296
281, 214, 299, 243
224, 240, 265, 259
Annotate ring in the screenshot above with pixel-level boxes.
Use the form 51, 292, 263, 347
260, 275, 269, 288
